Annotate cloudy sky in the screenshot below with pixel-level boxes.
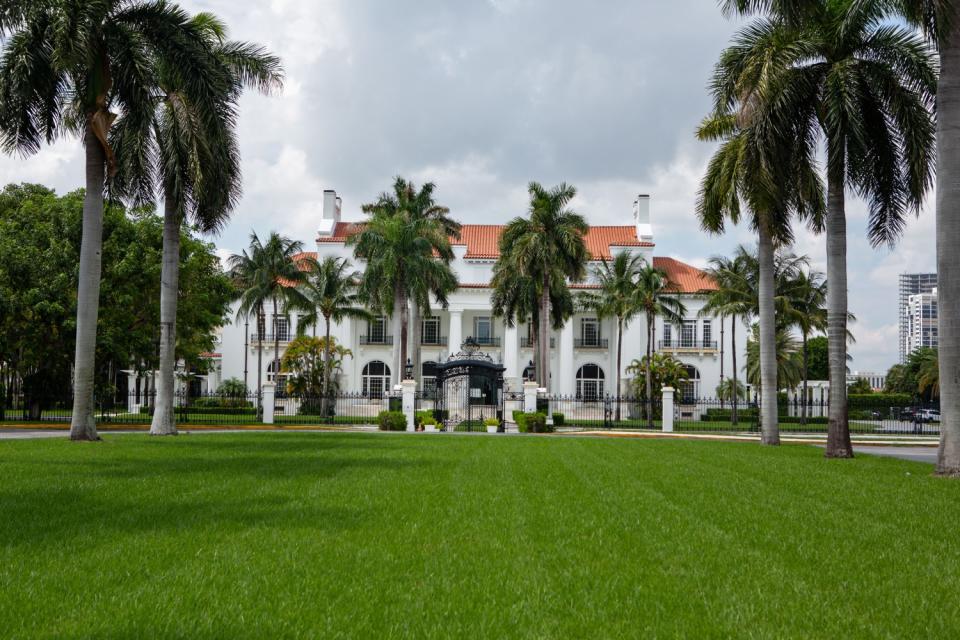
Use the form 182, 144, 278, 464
0, 0, 937, 373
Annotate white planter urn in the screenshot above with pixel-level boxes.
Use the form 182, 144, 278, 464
425, 425, 438, 433
486, 425, 498, 434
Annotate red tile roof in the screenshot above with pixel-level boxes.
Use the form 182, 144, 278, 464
317, 223, 653, 260
654, 257, 717, 293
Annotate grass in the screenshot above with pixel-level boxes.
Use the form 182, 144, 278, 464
1, 433, 958, 638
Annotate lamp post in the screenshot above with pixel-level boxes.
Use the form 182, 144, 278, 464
404, 358, 413, 381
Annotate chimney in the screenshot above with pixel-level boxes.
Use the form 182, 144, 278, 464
318, 189, 341, 237
633, 194, 652, 243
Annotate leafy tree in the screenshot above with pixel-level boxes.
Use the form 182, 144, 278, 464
497, 182, 588, 391
578, 252, 647, 417
716, 378, 748, 402
848, 377, 874, 395
228, 231, 309, 412
295, 256, 370, 415
280, 335, 352, 400
781, 266, 827, 424
716, 0, 936, 458
111, 13, 283, 436
745, 323, 803, 393
806, 336, 830, 381
634, 263, 686, 428
351, 178, 459, 384
217, 378, 247, 396
626, 353, 689, 400
0, 1, 228, 440
916, 349, 940, 399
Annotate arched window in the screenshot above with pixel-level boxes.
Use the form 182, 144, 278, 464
681, 365, 700, 402
576, 364, 605, 401
422, 361, 439, 396
362, 360, 391, 397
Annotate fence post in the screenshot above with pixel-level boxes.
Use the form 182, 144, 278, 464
262, 383, 275, 425
661, 386, 675, 433
401, 379, 417, 432
523, 381, 539, 414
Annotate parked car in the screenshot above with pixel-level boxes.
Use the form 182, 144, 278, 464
919, 409, 941, 423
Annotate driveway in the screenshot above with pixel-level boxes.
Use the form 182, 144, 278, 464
853, 446, 937, 464
0, 429, 71, 440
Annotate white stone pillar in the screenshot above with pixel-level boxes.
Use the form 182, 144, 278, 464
127, 372, 138, 413
523, 381, 539, 414
504, 322, 519, 382
262, 382, 276, 425
401, 379, 417, 432
558, 321, 575, 394
449, 310, 463, 353
662, 386, 675, 433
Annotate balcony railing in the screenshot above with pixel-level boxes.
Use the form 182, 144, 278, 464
575, 337, 609, 349
520, 337, 556, 348
249, 333, 292, 343
420, 335, 448, 346
471, 336, 501, 347
360, 334, 394, 346
659, 339, 718, 350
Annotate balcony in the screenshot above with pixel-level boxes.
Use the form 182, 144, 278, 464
575, 337, 609, 349
360, 334, 394, 346
471, 336, 501, 348
658, 339, 718, 351
249, 333, 292, 343
520, 337, 556, 348
420, 335, 448, 347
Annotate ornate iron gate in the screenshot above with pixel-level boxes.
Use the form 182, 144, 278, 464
435, 340, 505, 432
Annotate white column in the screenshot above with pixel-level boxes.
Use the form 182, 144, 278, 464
504, 322, 519, 383
449, 310, 463, 353
662, 386, 675, 432
262, 382, 276, 425
401, 379, 416, 432
127, 372, 137, 413
558, 321, 575, 394
523, 381, 539, 414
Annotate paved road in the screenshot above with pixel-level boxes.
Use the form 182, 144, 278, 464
0, 429, 71, 440
853, 446, 937, 464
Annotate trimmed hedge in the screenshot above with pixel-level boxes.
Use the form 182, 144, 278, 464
552, 412, 565, 426
139, 406, 256, 416
703, 408, 759, 421
848, 393, 912, 409
378, 411, 407, 431
515, 412, 553, 433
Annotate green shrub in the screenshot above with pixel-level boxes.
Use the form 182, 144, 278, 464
388, 397, 402, 412
848, 393, 912, 409
484, 418, 500, 428
524, 412, 553, 433
552, 412, 565, 426
515, 412, 528, 432
192, 396, 254, 409
703, 408, 759, 421
536, 398, 549, 414
378, 411, 407, 431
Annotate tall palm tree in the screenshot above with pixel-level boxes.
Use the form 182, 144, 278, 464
697, 106, 824, 446
0, 1, 226, 440
781, 267, 827, 425
887, 0, 960, 475
113, 13, 283, 436
746, 323, 804, 393
296, 256, 371, 416
716, 1, 937, 457
634, 263, 687, 429
700, 251, 753, 423
352, 178, 459, 384
499, 182, 588, 391
579, 252, 646, 418
229, 232, 309, 413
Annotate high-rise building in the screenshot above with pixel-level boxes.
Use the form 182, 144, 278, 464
906, 289, 938, 356
899, 273, 938, 362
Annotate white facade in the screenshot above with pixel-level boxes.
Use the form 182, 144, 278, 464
215, 192, 747, 399
905, 289, 938, 355
899, 273, 938, 362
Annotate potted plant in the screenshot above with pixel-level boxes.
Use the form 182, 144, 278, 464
484, 418, 500, 434
424, 417, 438, 433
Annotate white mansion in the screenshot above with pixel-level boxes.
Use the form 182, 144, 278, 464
207, 191, 745, 400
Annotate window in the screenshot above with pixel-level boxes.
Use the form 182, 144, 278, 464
422, 316, 440, 345
581, 318, 600, 347
474, 316, 492, 343
267, 359, 289, 392
368, 316, 387, 343
362, 360, 391, 397
663, 323, 672, 347
576, 364, 605, 401
275, 317, 290, 342
422, 361, 439, 396
680, 365, 700, 402
681, 320, 696, 347
702, 320, 712, 347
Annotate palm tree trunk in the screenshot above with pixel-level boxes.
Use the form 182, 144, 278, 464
720, 319, 725, 409
272, 297, 280, 398
645, 313, 654, 430
322, 313, 332, 419
825, 161, 853, 458
801, 331, 809, 427
731, 316, 738, 426
150, 194, 180, 436
937, 20, 960, 475
257, 307, 263, 420
757, 225, 779, 445
539, 275, 550, 391
615, 317, 623, 422
410, 303, 422, 383
396, 289, 409, 385
70, 124, 107, 441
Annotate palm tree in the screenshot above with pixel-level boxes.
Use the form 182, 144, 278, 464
781, 267, 827, 425
112, 13, 283, 436
499, 183, 588, 391
296, 257, 371, 416
697, 106, 823, 446
885, 1, 960, 475
229, 232, 309, 413
579, 252, 646, 419
0, 2, 226, 440
700, 251, 753, 423
746, 323, 803, 393
634, 263, 687, 429
716, 1, 936, 457
351, 178, 459, 384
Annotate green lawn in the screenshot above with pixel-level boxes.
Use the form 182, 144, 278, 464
1, 434, 957, 638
